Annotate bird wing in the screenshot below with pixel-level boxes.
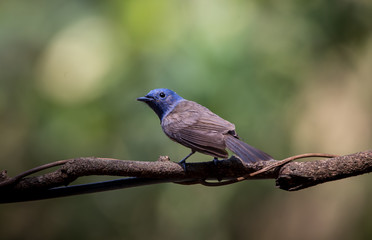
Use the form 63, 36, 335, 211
161, 100, 234, 158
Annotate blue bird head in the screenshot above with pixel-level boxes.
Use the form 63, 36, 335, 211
137, 88, 184, 121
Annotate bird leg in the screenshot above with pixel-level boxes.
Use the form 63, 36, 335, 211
179, 150, 195, 170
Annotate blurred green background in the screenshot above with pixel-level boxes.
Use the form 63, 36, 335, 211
1, 0, 372, 239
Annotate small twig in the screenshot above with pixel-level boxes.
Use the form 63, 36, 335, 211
198, 153, 338, 187
0, 157, 124, 188
0, 160, 70, 187
248, 153, 338, 177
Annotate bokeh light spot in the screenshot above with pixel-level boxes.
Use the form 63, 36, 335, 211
37, 16, 115, 104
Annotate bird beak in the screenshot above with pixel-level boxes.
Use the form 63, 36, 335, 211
137, 95, 153, 102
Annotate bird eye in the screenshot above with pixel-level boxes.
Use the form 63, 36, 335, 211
159, 92, 166, 98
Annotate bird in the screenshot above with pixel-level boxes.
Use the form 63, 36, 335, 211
137, 88, 273, 165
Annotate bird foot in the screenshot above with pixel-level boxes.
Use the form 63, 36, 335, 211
178, 159, 187, 171
178, 150, 195, 171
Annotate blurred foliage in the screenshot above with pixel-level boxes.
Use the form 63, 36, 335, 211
1, 0, 372, 239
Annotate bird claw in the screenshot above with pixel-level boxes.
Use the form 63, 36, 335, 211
178, 159, 187, 171
178, 150, 195, 171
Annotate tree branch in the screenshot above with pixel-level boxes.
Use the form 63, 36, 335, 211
276, 150, 372, 190
0, 151, 371, 203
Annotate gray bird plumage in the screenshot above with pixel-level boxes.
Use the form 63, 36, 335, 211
137, 88, 273, 164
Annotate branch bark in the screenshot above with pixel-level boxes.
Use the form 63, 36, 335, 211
276, 150, 372, 190
0, 150, 371, 203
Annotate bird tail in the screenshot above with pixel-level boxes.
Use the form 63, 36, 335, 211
225, 135, 273, 163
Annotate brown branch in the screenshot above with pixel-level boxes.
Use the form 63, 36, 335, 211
0, 150, 371, 203
276, 150, 372, 190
